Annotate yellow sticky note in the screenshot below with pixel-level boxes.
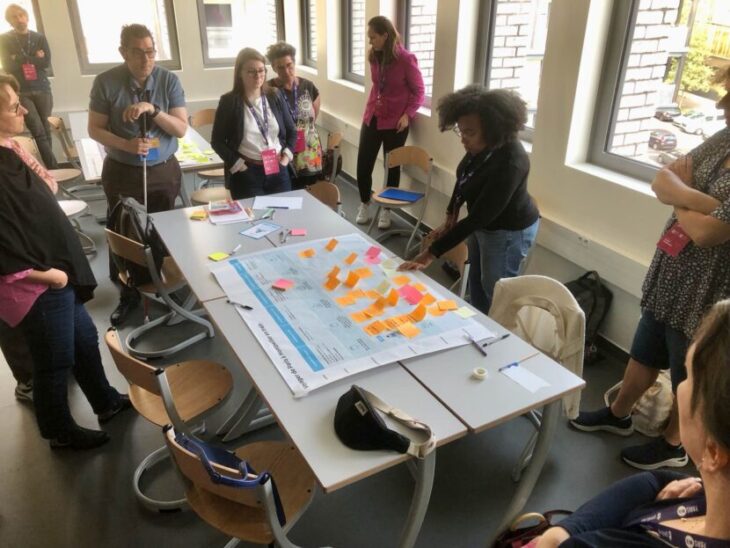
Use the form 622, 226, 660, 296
344, 271, 360, 288
299, 248, 316, 258
438, 300, 458, 311
353, 267, 373, 279
189, 209, 208, 221
365, 290, 381, 300
419, 293, 436, 306
208, 252, 229, 262
325, 238, 339, 252
327, 265, 341, 279
344, 252, 357, 265
364, 320, 386, 336
375, 280, 391, 295
392, 275, 410, 286
335, 295, 356, 306
413, 282, 427, 293
428, 305, 445, 317
386, 288, 399, 307
408, 304, 427, 323
455, 306, 477, 319
398, 322, 421, 339
324, 277, 340, 291
349, 311, 369, 323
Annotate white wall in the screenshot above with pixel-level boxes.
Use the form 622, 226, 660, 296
37, 0, 671, 351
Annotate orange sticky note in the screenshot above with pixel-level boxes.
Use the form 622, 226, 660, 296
413, 282, 427, 293
398, 322, 421, 339
438, 300, 458, 311
324, 277, 341, 291
365, 290, 380, 300
344, 271, 360, 288
419, 293, 436, 306
408, 304, 427, 323
348, 289, 367, 300
335, 295, 356, 306
383, 318, 401, 331
325, 238, 339, 252
386, 288, 399, 307
353, 267, 373, 279
363, 304, 384, 318
349, 311, 369, 323
428, 305, 445, 317
364, 320, 386, 336
391, 275, 410, 286
344, 252, 357, 265
373, 297, 387, 310
327, 265, 341, 279
299, 248, 316, 258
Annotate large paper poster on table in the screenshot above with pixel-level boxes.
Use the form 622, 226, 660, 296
210, 233, 493, 397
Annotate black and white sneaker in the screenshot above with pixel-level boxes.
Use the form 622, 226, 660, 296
14, 381, 33, 403
570, 406, 634, 436
621, 438, 689, 470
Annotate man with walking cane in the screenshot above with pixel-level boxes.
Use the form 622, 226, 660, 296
88, 24, 188, 326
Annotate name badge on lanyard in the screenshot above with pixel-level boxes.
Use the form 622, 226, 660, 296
249, 96, 280, 176
22, 63, 37, 81
657, 222, 691, 257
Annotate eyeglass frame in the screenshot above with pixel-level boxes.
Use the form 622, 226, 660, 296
245, 68, 267, 77
127, 47, 157, 59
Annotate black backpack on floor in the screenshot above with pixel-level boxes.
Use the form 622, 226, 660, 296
565, 271, 613, 365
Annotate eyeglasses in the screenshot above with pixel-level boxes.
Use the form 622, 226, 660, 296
9, 102, 22, 115
452, 126, 478, 139
128, 47, 156, 59
246, 68, 266, 77
452, 126, 463, 138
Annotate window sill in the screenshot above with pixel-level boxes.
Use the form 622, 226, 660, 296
331, 78, 365, 94
569, 162, 655, 198
298, 65, 318, 78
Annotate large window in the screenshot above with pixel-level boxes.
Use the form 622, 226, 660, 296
67, 0, 180, 75
591, 0, 729, 179
342, 0, 365, 84
403, 0, 436, 100
0, 0, 45, 71
477, 0, 552, 132
300, 0, 317, 67
197, 0, 284, 67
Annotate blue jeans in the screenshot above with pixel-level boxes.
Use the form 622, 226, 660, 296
229, 162, 292, 199
19, 286, 120, 438
466, 219, 539, 314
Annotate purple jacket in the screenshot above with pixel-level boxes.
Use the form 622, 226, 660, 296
363, 45, 425, 130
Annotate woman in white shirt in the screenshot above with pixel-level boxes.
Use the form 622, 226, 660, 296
211, 48, 298, 199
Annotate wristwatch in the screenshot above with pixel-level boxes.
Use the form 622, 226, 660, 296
150, 104, 161, 118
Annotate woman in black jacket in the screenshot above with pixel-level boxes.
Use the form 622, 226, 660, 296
211, 48, 297, 199
399, 85, 539, 314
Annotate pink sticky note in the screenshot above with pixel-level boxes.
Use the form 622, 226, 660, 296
398, 284, 424, 305
365, 246, 381, 258
272, 278, 294, 291
364, 254, 382, 265
291, 228, 307, 236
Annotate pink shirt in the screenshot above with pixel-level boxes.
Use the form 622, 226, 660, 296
363, 45, 425, 130
0, 270, 48, 327
0, 138, 58, 194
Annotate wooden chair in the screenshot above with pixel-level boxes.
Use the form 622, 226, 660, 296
191, 186, 231, 206
189, 108, 226, 189
12, 136, 84, 199
306, 180, 341, 212
367, 145, 433, 258
442, 242, 469, 298
164, 426, 318, 548
105, 329, 234, 512
105, 227, 215, 358
323, 131, 343, 183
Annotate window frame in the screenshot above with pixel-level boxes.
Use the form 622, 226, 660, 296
401, 0, 437, 105
588, 0, 659, 182
195, 0, 285, 68
341, 0, 364, 85
66, 0, 181, 75
0, 0, 52, 75
300, 0, 317, 68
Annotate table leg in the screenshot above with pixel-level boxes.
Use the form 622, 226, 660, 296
489, 399, 560, 542
398, 451, 436, 548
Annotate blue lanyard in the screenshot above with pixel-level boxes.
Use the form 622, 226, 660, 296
452, 151, 492, 210
285, 82, 298, 121
248, 95, 270, 146
14, 33, 32, 60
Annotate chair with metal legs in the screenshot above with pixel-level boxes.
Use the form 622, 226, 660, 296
104, 328, 235, 512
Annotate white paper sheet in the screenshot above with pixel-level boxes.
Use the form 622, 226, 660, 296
252, 196, 304, 210
501, 364, 550, 393
239, 221, 281, 239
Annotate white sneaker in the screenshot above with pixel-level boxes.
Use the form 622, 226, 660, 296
378, 208, 392, 229
356, 202, 371, 225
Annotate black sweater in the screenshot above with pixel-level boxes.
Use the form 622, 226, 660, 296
0, 30, 52, 92
430, 141, 539, 257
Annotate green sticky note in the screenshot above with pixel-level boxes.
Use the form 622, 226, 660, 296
455, 306, 477, 319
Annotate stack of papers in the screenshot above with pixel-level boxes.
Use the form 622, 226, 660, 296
208, 200, 254, 225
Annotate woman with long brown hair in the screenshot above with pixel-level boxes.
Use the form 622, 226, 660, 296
355, 15, 424, 229
211, 47, 297, 199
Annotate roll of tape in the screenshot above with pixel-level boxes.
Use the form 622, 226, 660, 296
472, 367, 488, 380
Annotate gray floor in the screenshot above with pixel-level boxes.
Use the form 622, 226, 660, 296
0, 175, 680, 548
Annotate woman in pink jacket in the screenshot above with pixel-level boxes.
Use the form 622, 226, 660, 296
355, 15, 425, 229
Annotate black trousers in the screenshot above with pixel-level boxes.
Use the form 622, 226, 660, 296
356, 117, 409, 204
0, 319, 33, 385
20, 90, 57, 169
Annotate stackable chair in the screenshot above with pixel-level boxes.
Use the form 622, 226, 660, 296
58, 199, 96, 254
306, 180, 341, 212
191, 187, 231, 206
164, 425, 318, 548
47, 116, 105, 200
105, 227, 215, 358
488, 275, 585, 481
104, 329, 234, 512
323, 131, 342, 181
441, 242, 469, 298
367, 145, 433, 258
189, 108, 226, 188
12, 135, 83, 200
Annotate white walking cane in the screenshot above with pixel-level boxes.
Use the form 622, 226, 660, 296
140, 112, 148, 213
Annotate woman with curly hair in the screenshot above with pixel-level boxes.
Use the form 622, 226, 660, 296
266, 41, 323, 189
399, 85, 539, 314
355, 15, 424, 229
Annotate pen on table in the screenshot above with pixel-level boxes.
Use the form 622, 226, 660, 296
482, 333, 510, 347
268, 205, 289, 210
227, 299, 253, 310
229, 244, 242, 256
279, 229, 291, 244
498, 351, 540, 372
469, 336, 488, 357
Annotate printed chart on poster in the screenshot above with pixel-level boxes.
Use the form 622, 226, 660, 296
210, 233, 493, 397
